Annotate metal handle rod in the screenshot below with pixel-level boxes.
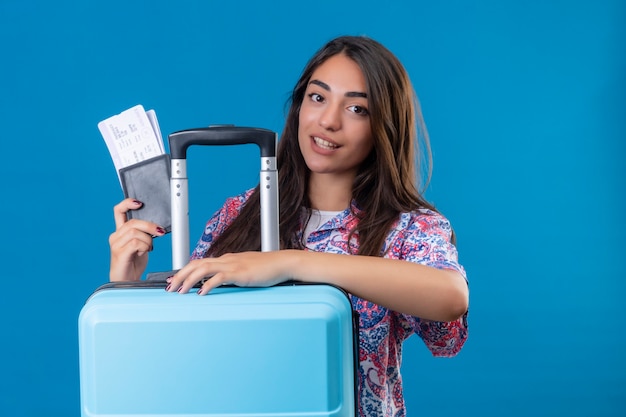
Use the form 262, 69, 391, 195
170, 158, 190, 270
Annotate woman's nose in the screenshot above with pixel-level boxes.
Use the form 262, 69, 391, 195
318, 104, 341, 131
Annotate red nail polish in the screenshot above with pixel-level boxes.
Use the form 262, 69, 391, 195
156, 227, 166, 235
133, 199, 143, 205
165, 284, 171, 291
177, 286, 184, 293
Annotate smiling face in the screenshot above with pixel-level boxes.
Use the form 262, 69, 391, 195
297, 53, 374, 182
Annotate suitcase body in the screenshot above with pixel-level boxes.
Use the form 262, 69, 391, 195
79, 126, 357, 416
79, 282, 356, 417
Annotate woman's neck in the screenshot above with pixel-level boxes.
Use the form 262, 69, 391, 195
307, 173, 353, 211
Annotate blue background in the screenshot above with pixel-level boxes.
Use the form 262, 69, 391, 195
1, 1, 624, 416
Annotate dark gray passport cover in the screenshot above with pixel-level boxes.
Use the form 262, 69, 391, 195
119, 154, 171, 233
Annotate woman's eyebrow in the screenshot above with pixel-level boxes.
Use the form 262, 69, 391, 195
309, 79, 367, 98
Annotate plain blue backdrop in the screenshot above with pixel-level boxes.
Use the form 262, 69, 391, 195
0, 1, 624, 416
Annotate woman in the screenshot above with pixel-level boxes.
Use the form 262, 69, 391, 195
109, 35, 469, 417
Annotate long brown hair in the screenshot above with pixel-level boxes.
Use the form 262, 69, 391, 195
207, 35, 442, 257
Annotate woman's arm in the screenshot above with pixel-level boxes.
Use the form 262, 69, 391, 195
291, 251, 468, 322
168, 250, 468, 322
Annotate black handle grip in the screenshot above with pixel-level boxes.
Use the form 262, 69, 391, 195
168, 126, 277, 159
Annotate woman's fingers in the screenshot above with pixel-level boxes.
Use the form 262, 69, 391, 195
113, 198, 143, 230
167, 259, 222, 294
197, 272, 227, 295
166, 252, 290, 295
109, 198, 166, 282
109, 225, 154, 256
112, 197, 167, 239
109, 211, 167, 271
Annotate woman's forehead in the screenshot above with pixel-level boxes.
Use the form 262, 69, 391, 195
308, 54, 367, 96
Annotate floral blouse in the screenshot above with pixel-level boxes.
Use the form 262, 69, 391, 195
190, 189, 469, 417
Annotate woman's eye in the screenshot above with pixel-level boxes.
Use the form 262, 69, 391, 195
349, 105, 369, 116
308, 93, 324, 103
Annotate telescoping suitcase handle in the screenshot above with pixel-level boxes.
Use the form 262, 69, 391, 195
168, 126, 279, 269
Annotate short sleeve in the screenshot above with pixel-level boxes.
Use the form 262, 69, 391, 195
395, 211, 469, 357
399, 211, 464, 275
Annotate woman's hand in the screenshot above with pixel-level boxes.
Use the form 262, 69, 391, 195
166, 251, 295, 295
109, 198, 166, 282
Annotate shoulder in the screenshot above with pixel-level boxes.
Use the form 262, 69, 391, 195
387, 208, 464, 275
221, 188, 255, 212
201, 187, 256, 234
396, 208, 455, 241
190, 188, 256, 260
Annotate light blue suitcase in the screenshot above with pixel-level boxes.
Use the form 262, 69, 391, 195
78, 126, 357, 417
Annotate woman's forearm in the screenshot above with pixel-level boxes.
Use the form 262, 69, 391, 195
286, 250, 469, 322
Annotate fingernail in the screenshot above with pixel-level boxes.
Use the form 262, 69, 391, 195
132, 199, 143, 206
156, 227, 166, 235
197, 288, 203, 295
165, 284, 171, 291
166, 276, 173, 283
177, 286, 184, 293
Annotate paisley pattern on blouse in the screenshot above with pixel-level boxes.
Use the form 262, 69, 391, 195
190, 189, 469, 417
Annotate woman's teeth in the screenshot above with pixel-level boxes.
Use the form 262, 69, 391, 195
313, 137, 338, 150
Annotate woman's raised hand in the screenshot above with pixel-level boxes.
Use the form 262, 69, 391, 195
109, 198, 167, 282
